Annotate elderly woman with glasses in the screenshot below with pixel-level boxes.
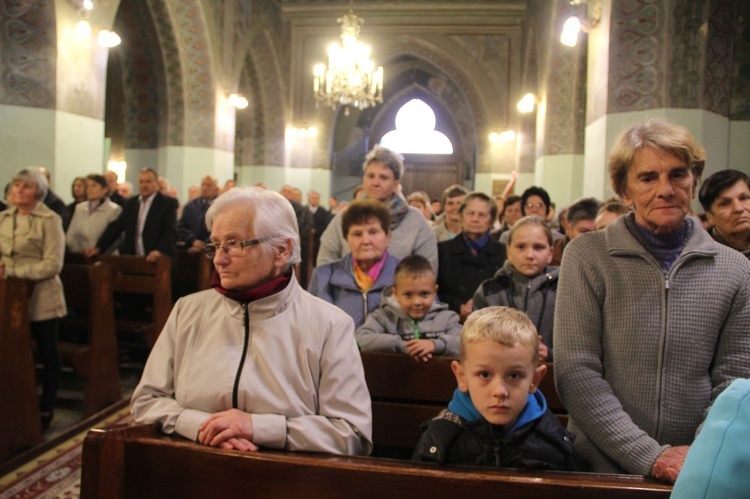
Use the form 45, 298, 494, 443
131, 187, 372, 455
554, 119, 750, 483
0, 167, 67, 430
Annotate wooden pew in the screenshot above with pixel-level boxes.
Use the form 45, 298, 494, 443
80, 423, 672, 498
361, 352, 456, 451
98, 254, 172, 348
173, 247, 213, 300
67, 253, 173, 349
361, 353, 568, 452
0, 276, 41, 462
541, 362, 569, 427
59, 261, 121, 417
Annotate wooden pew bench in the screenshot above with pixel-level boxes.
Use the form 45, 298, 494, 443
0, 276, 41, 462
361, 352, 456, 452
172, 247, 213, 300
59, 261, 121, 417
540, 362, 569, 427
81, 423, 672, 498
361, 352, 568, 453
66, 254, 172, 349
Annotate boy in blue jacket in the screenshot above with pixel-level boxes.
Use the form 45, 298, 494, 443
412, 306, 579, 470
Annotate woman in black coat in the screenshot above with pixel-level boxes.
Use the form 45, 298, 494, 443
437, 192, 506, 321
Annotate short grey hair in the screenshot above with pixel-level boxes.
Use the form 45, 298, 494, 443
13, 167, 49, 200
362, 145, 405, 180
205, 187, 301, 271
609, 118, 706, 198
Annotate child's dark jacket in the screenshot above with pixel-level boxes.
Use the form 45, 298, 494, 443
412, 389, 579, 471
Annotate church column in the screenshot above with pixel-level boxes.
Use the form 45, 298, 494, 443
137, 0, 235, 199
584, 0, 748, 203
531, 0, 587, 207
0, 0, 120, 200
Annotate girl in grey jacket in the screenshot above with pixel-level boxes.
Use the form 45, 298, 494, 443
472, 216, 557, 361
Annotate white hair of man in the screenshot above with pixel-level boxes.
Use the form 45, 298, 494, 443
205, 186, 301, 271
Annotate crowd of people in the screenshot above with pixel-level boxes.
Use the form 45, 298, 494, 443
3, 117, 749, 487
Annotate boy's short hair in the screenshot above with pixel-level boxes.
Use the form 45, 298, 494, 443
394, 254, 435, 282
460, 307, 539, 364
507, 215, 553, 245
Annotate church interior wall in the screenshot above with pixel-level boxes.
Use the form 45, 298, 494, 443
0, 0, 748, 207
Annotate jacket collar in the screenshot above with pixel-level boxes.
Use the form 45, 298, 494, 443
490, 262, 559, 291
605, 212, 718, 260
447, 232, 503, 256
219, 270, 302, 320
0, 202, 56, 221
328, 253, 398, 291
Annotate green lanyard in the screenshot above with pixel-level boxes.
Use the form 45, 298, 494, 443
413, 319, 420, 340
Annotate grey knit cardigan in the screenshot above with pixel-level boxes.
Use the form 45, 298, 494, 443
554, 213, 750, 476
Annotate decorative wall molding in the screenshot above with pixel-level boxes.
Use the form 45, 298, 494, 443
702, 0, 738, 117
609, 0, 665, 112
541, 0, 585, 156
669, 0, 705, 109
0, 0, 55, 108
730, 1, 750, 120
117, 0, 162, 149
146, 0, 185, 146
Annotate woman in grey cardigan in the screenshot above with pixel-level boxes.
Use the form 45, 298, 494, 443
316, 145, 437, 271
554, 118, 750, 483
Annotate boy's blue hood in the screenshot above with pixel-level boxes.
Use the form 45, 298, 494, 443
447, 388, 548, 434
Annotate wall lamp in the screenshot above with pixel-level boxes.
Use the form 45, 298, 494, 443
560, 0, 602, 47
286, 126, 319, 139
489, 130, 516, 143
73, 0, 121, 47
517, 93, 536, 114
228, 93, 249, 109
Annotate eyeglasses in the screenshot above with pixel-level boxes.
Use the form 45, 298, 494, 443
204, 238, 267, 258
525, 203, 546, 209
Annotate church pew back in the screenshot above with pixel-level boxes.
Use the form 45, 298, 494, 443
361, 353, 568, 450
173, 248, 213, 300
361, 352, 456, 450
66, 253, 172, 348
0, 276, 41, 462
81, 423, 672, 498
59, 261, 121, 416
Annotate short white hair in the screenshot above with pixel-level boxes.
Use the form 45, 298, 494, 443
13, 167, 49, 200
205, 187, 301, 270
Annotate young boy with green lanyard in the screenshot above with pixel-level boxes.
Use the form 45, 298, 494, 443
355, 254, 462, 361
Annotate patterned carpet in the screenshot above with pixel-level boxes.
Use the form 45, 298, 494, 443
0, 404, 133, 499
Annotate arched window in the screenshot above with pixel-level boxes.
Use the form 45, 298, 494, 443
380, 99, 453, 154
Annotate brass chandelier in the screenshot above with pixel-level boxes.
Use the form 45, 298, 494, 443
313, 10, 383, 115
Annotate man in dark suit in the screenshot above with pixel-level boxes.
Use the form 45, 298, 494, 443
86, 168, 177, 263
178, 175, 218, 254
307, 189, 331, 264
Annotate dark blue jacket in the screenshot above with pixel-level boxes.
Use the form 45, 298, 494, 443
413, 389, 580, 471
